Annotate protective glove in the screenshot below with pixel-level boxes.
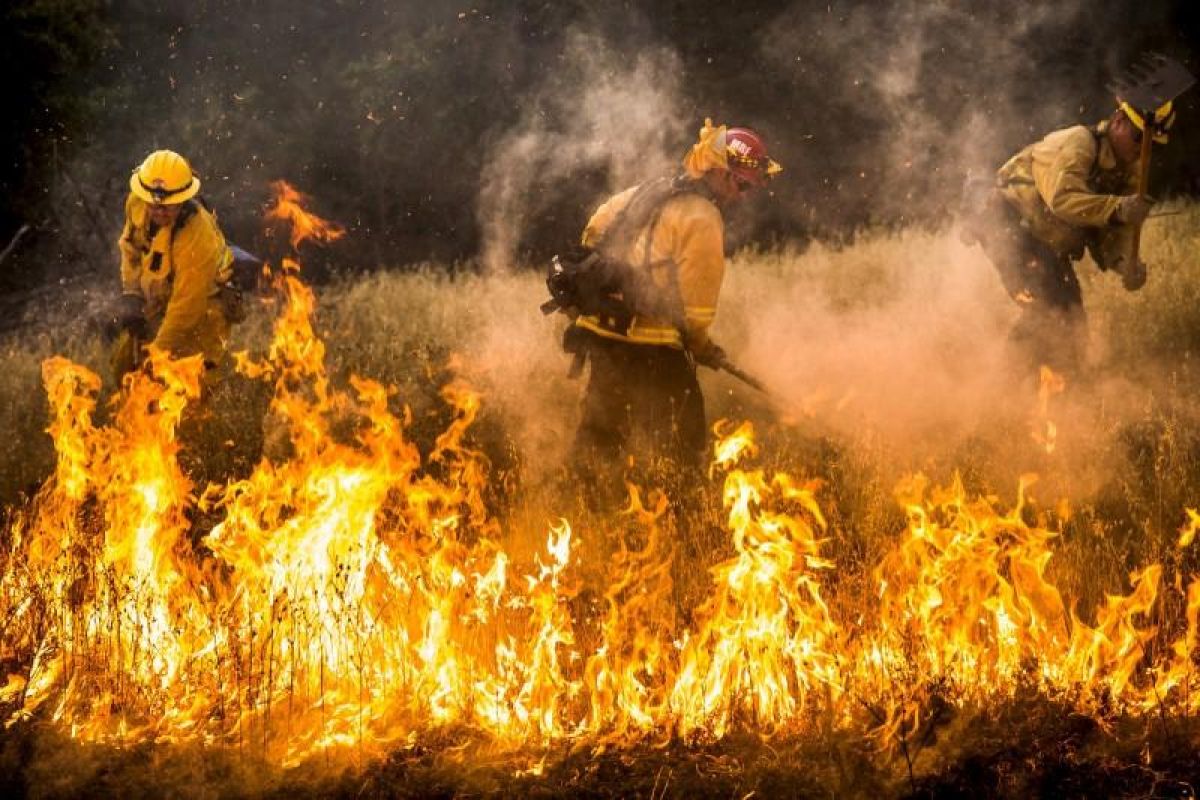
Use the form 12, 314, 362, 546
692, 341, 728, 369
1119, 257, 1148, 291
116, 293, 148, 339
216, 281, 247, 324
1114, 194, 1153, 226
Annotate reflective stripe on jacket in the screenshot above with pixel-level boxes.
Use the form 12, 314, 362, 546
118, 193, 235, 360
574, 184, 724, 352
996, 121, 1138, 266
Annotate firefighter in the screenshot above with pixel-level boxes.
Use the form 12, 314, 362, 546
111, 149, 240, 383
566, 119, 781, 474
963, 99, 1173, 375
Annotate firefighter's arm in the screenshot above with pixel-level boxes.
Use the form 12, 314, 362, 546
670, 198, 725, 356
153, 215, 225, 354
1036, 131, 1120, 227
118, 195, 143, 294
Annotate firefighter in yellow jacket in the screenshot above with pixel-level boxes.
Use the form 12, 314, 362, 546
111, 150, 237, 382
965, 100, 1173, 373
565, 119, 780, 469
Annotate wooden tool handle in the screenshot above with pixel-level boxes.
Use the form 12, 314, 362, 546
1130, 122, 1154, 264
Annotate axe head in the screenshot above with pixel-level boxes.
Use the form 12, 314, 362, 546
1108, 52, 1196, 113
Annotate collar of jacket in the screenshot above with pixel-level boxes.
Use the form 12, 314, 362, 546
672, 172, 730, 213
1094, 120, 1119, 171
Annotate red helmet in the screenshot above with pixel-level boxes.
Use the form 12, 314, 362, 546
724, 127, 781, 186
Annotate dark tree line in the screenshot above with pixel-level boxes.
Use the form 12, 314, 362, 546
1, 0, 1197, 297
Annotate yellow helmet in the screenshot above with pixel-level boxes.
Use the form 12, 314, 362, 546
129, 150, 201, 205
1118, 99, 1176, 144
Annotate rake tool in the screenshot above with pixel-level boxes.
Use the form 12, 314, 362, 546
1107, 53, 1196, 267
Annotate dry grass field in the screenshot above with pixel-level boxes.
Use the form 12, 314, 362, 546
2, 203, 1200, 797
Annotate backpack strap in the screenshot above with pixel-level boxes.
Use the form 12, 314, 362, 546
596, 174, 702, 265
1088, 123, 1105, 186
173, 198, 200, 231
545, 175, 711, 377
596, 174, 705, 330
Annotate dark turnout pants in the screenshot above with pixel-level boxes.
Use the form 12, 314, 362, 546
573, 332, 707, 479
972, 197, 1087, 376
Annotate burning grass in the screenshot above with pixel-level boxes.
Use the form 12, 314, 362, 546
2, 194, 1200, 797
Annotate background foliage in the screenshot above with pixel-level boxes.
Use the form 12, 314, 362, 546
1, 0, 1198, 298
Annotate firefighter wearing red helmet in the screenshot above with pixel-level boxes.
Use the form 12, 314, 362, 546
558, 118, 781, 488
724, 127, 780, 187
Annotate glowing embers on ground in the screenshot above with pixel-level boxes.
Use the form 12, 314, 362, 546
2, 183, 1200, 768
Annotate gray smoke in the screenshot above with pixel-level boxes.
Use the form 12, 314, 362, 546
478, 28, 685, 274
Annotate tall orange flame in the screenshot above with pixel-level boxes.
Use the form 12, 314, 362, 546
1, 185, 1198, 773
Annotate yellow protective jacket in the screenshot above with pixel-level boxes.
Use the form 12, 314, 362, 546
996, 120, 1139, 268
574, 182, 724, 353
118, 194, 234, 362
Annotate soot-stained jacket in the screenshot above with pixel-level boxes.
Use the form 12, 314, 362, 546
118, 194, 234, 363
996, 120, 1139, 269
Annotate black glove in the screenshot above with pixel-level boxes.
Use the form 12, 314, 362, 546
1114, 195, 1153, 226
692, 342, 727, 369
217, 281, 247, 323
116, 293, 147, 339
1119, 258, 1148, 291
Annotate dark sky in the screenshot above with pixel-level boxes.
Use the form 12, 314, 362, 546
2, 0, 1198, 287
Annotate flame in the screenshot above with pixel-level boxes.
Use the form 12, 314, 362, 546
583, 487, 676, 745
266, 180, 346, 250
2, 186, 1199, 773
1031, 364, 1066, 454
673, 425, 840, 739
1179, 508, 1200, 549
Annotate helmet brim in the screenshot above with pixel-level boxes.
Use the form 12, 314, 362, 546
727, 156, 782, 187
129, 171, 201, 205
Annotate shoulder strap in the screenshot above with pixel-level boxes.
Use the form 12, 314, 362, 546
602, 174, 711, 333
596, 175, 705, 266
173, 198, 201, 232
640, 175, 715, 268
1087, 123, 1107, 185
